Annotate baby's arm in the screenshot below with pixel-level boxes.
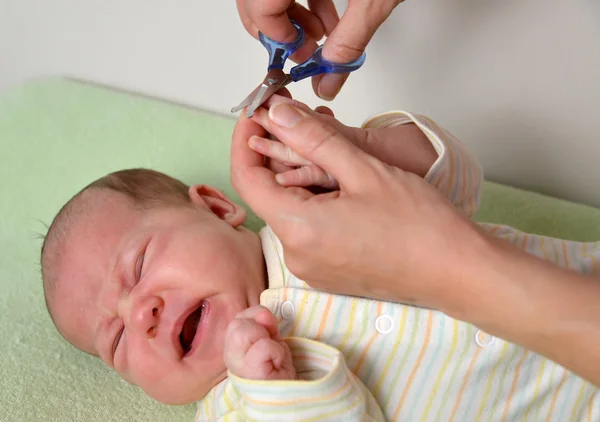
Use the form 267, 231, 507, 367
362, 111, 483, 218
249, 101, 483, 218
221, 305, 386, 421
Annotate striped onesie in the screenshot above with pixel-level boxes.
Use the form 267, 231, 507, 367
195, 111, 600, 421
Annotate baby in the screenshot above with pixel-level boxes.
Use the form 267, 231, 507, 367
41, 100, 599, 421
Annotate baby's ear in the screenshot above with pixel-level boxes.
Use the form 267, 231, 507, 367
188, 185, 246, 228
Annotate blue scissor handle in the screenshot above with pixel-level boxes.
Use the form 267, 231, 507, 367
290, 46, 366, 82
259, 21, 305, 70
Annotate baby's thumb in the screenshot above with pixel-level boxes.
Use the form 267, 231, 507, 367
254, 309, 279, 339
268, 103, 374, 191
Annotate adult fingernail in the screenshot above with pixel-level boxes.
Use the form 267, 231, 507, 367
317, 74, 347, 101
269, 104, 304, 128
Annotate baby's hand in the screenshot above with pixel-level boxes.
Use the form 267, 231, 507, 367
248, 95, 436, 190
248, 100, 354, 190
224, 305, 297, 381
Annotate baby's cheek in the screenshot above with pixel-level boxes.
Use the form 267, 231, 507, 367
116, 370, 134, 385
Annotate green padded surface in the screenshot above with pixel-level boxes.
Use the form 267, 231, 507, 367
1, 78, 599, 421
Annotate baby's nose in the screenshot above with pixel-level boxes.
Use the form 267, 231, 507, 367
130, 296, 164, 338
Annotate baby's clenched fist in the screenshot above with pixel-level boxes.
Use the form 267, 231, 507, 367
224, 305, 297, 381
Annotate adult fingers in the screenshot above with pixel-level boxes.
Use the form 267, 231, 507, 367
267, 104, 376, 191
254, 98, 368, 151
230, 114, 314, 224
286, 2, 325, 41
240, 0, 297, 42
316, 0, 402, 99
314, 105, 335, 117
307, 0, 339, 36
323, 0, 400, 62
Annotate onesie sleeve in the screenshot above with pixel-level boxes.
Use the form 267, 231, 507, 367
227, 337, 386, 421
363, 111, 483, 217
481, 223, 600, 278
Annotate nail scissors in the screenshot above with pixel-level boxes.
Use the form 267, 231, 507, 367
231, 21, 366, 117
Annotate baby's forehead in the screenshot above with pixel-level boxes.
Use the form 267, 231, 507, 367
48, 190, 142, 352
59, 189, 140, 262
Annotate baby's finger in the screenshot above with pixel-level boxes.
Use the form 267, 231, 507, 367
234, 305, 271, 321
250, 106, 274, 133
275, 165, 339, 190
224, 318, 270, 373
234, 305, 279, 338
253, 309, 280, 340
244, 337, 287, 379
266, 157, 294, 175
249, 136, 312, 167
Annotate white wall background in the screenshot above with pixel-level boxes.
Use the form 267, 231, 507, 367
2, 0, 600, 206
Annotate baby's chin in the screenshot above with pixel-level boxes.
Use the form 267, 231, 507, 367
139, 367, 227, 405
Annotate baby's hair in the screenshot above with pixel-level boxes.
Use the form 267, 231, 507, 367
40, 168, 191, 327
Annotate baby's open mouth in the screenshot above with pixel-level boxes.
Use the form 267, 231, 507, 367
180, 300, 206, 355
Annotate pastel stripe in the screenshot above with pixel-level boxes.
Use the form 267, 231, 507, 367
448, 346, 483, 421
289, 290, 310, 336
299, 291, 322, 337
522, 357, 547, 420
433, 324, 474, 420
421, 319, 460, 422
372, 304, 409, 398
571, 379, 589, 422
405, 313, 446, 421
392, 310, 434, 420
337, 298, 358, 353
364, 305, 396, 385
352, 302, 383, 374
556, 372, 577, 422
382, 307, 423, 409
546, 369, 569, 421
475, 341, 511, 422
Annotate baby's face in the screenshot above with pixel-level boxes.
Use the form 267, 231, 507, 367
51, 187, 265, 404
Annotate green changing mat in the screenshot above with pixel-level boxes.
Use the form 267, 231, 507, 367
2, 78, 600, 422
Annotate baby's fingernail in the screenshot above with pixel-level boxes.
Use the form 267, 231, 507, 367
317, 74, 347, 101
248, 136, 259, 149
269, 104, 304, 128
275, 174, 285, 184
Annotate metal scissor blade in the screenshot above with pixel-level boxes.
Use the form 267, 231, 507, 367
245, 83, 273, 117
245, 73, 293, 117
231, 83, 263, 114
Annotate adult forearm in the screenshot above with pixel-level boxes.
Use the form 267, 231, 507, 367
448, 231, 600, 386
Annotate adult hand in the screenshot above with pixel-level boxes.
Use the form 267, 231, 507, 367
231, 101, 478, 312
236, 0, 403, 100
248, 94, 436, 190
230, 103, 600, 388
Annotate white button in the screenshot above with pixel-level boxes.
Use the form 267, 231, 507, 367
280, 301, 295, 320
475, 330, 496, 348
375, 315, 394, 334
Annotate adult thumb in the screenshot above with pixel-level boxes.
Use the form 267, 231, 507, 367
267, 103, 375, 190
315, 0, 401, 100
